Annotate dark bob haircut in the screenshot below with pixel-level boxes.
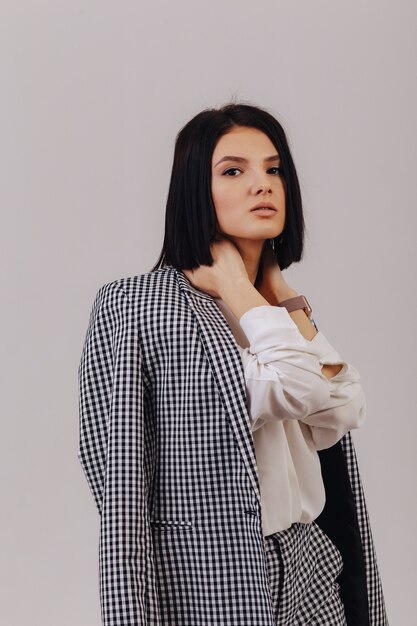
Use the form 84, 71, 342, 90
150, 102, 305, 279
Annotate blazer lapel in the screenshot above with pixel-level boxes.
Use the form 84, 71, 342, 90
171, 266, 262, 507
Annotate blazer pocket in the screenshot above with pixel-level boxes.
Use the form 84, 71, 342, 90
149, 518, 194, 531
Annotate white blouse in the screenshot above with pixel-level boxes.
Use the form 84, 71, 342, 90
213, 299, 367, 537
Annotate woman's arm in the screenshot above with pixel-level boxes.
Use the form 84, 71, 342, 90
219, 276, 343, 379
219, 275, 366, 442
235, 305, 366, 444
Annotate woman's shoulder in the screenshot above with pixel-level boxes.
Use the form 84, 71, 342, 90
92, 266, 183, 314
98, 265, 176, 296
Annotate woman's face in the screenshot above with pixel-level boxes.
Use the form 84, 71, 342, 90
211, 126, 286, 245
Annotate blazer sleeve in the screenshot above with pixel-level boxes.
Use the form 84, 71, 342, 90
316, 432, 390, 626
77, 282, 162, 625
339, 432, 390, 625
77, 283, 114, 514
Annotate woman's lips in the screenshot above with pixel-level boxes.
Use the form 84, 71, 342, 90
251, 208, 277, 216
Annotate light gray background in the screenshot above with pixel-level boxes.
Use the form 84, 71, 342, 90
1, 1, 415, 624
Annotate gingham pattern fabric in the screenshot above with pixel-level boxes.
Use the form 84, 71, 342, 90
77, 265, 388, 626
340, 434, 389, 625
264, 521, 347, 625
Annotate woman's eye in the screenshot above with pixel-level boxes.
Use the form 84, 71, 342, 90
222, 167, 283, 176
223, 168, 241, 176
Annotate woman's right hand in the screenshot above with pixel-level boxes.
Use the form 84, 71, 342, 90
182, 235, 249, 298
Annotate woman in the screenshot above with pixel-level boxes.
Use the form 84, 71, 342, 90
78, 103, 388, 625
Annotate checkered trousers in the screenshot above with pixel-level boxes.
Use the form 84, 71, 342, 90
264, 521, 347, 625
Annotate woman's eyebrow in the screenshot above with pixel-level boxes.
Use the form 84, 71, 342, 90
214, 154, 280, 167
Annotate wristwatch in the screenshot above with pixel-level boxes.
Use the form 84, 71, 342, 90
278, 295, 319, 331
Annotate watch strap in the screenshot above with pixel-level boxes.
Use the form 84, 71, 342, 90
278, 295, 312, 317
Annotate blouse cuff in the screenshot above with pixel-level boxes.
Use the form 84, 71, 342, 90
239, 305, 298, 330
238, 305, 310, 352
239, 305, 350, 364
309, 330, 344, 363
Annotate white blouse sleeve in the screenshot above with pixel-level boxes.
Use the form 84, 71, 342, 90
238, 305, 366, 448
298, 330, 366, 449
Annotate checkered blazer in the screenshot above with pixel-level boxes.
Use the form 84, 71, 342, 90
77, 264, 389, 626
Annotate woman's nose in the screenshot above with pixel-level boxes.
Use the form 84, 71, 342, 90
251, 170, 272, 193
253, 180, 272, 194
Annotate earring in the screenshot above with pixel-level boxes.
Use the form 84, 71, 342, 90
270, 234, 284, 250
